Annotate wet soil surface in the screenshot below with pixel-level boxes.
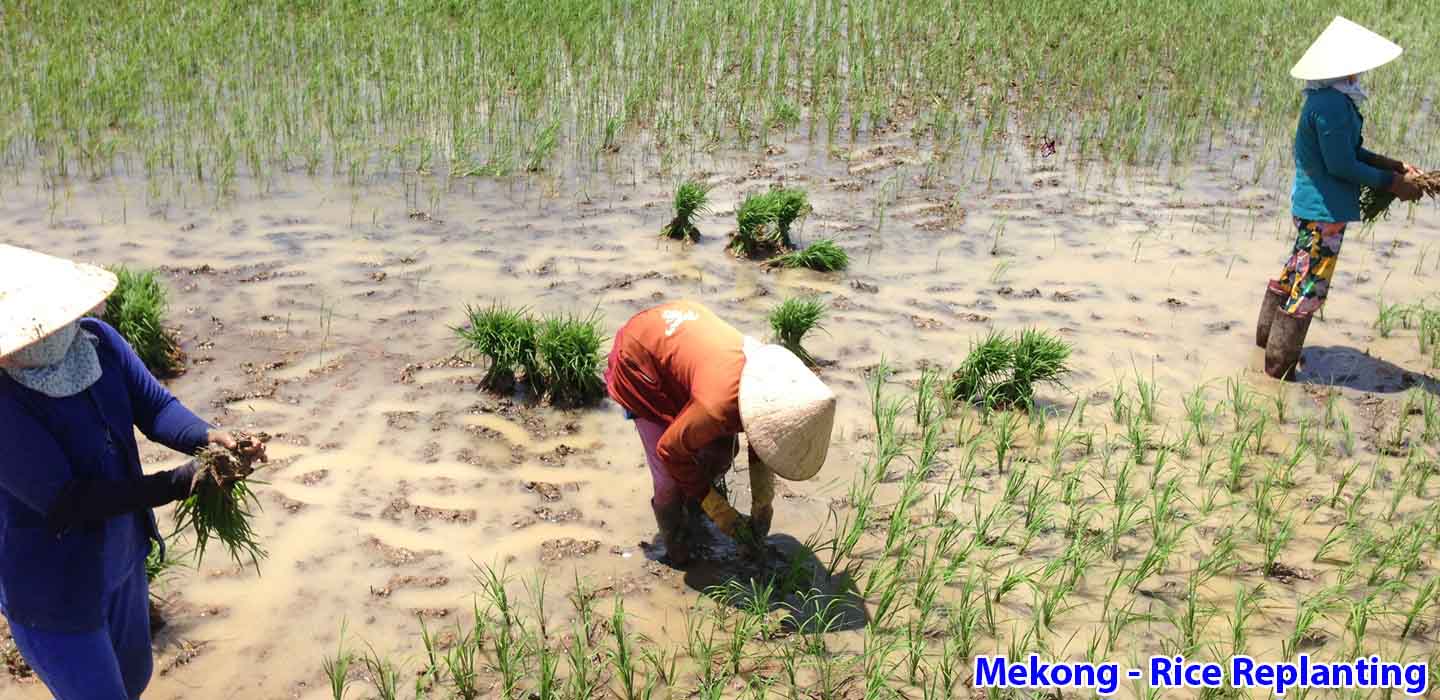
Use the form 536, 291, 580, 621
1, 124, 1437, 699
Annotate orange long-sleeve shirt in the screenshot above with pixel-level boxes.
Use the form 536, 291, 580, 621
605, 301, 746, 498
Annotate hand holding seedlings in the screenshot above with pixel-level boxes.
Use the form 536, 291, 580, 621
205, 429, 269, 466
173, 430, 271, 570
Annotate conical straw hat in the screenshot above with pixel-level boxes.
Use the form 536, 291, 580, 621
1290, 16, 1402, 81
0, 244, 117, 359
739, 339, 836, 481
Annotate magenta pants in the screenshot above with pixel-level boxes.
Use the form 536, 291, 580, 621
633, 417, 738, 508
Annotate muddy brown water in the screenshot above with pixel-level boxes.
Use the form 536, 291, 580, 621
1, 131, 1438, 699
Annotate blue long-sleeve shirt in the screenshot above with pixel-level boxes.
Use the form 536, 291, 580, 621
1292, 87, 1396, 223
0, 318, 210, 632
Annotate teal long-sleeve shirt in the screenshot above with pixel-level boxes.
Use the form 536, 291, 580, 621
1291, 87, 1396, 223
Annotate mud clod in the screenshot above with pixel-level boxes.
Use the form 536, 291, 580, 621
540, 538, 602, 562
364, 536, 439, 566
524, 481, 564, 501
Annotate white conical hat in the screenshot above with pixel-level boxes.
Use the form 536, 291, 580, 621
0, 244, 117, 359
738, 339, 836, 481
1290, 16, 1402, 81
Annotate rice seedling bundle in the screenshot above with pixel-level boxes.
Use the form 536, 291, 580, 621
173, 431, 268, 571
731, 191, 786, 258
768, 239, 849, 272
768, 296, 826, 366
950, 329, 1072, 409
1360, 171, 1440, 222
454, 302, 538, 392
772, 188, 811, 249
662, 180, 712, 242
731, 188, 811, 258
532, 311, 607, 407
103, 266, 184, 376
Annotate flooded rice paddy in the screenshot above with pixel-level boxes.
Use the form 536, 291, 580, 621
2, 128, 1440, 699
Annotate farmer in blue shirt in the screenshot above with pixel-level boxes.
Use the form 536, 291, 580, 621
1256, 17, 1424, 379
0, 245, 265, 700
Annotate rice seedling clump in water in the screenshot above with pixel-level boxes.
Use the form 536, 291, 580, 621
454, 302, 538, 392
950, 329, 1072, 409
662, 180, 712, 242
769, 239, 849, 272
731, 187, 813, 258
532, 311, 607, 407
772, 188, 811, 248
769, 296, 827, 366
731, 192, 785, 258
103, 266, 184, 377
173, 431, 269, 571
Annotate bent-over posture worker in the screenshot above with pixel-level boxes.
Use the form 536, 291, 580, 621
1256, 16, 1423, 378
605, 300, 836, 566
0, 244, 265, 700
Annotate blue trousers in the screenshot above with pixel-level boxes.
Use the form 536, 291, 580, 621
5, 565, 153, 700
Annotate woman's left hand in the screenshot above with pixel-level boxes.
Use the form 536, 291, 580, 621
207, 430, 268, 462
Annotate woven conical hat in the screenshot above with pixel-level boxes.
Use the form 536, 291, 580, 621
0, 244, 116, 359
739, 340, 836, 481
1290, 16, 1402, 81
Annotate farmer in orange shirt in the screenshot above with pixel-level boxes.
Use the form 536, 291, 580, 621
606, 301, 836, 566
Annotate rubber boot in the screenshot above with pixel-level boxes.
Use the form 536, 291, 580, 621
1264, 312, 1311, 380
1256, 287, 1286, 348
652, 498, 690, 567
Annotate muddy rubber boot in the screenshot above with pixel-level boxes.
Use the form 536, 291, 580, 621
1256, 287, 1286, 348
652, 499, 691, 567
1264, 312, 1312, 380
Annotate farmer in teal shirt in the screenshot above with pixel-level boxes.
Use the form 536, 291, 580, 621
1256, 16, 1424, 379
0, 245, 265, 700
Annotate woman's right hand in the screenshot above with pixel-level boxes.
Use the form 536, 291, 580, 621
1391, 172, 1424, 202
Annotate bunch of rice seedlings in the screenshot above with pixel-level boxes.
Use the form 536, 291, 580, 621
532, 311, 607, 407
103, 266, 184, 377
1360, 171, 1440, 222
1008, 329, 1074, 407
730, 187, 814, 258
730, 191, 786, 258
172, 431, 268, 571
769, 297, 827, 366
949, 330, 1072, 409
768, 239, 849, 272
661, 180, 712, 242
772, 188, 811, 249
453, 302, 538, 392
949, 331, 1014, 406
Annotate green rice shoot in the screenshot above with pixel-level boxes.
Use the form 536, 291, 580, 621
661, 180, 712, 242
771, 188, 811, 249
768, 239, 850, 272
454, 302, 538, 392
532, 311, 607, 407
768, 296, 827, 366
103, 266, 183, 377
172, 433, 268, 572
730, 191, 786, 258
950, 329, 1072, 409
